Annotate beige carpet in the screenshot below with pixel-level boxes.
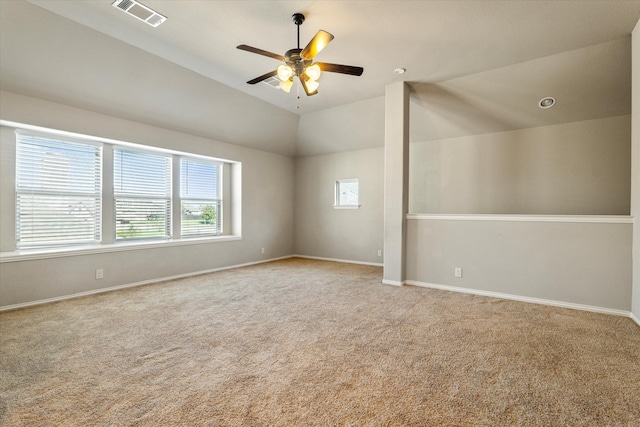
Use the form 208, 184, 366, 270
1, 258, 639, 426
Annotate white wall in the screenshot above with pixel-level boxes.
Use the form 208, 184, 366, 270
632, 19, 640, 321
0, 91, 295, 308
293, 95, 387, 266
408, 38, 631, 144
410, 116, 631, 215
406, 218, 632, 311
0, 0, 300, 157
383, 82, 410, 284
294, 147, 384, 264
293, 80, 634, 314
296, 96, 385, 157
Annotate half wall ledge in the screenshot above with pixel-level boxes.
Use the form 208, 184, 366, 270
406, 214, 633, 224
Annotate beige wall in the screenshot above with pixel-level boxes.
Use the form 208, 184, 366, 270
383, 82, 411, 284
2, 28, 637, 317
294, 147, 384, 264
296, 96, 385, 157
0, 1, 300, 157
293, 76, 634, 313
406, 218, 632, 311
410, 115, 631, 215
408, 38, 631, 144
632, 19, 640, 320
0, 92, 295, 308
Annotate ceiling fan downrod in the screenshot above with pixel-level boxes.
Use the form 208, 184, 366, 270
292, 13, 305, 49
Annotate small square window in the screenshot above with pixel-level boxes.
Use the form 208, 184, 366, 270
335, 179, 360, 209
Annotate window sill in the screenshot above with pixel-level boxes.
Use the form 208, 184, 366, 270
334, 205, 361, 210
0, 235, 242, 263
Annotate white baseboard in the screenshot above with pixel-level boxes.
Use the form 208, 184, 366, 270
3, 256, 637, 327
405, 280, 632, 318
293, 254, 383, 268
0, 255, 294, 312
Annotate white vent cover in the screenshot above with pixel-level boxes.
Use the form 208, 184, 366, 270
112, 0, 167, 27
262, 76, 282, 89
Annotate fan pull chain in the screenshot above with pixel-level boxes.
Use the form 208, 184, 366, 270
296, 80, 301, 110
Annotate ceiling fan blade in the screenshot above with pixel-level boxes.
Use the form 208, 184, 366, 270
300, 76, 318, 96
315, 62, 364, 76
247, 70, 278, 85
300, 30, 334, 60
237, 44, 285, 61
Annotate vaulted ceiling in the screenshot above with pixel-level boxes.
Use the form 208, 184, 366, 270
1, 1, 638, 156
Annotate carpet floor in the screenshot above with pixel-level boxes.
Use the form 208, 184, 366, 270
1, 258, 639, 426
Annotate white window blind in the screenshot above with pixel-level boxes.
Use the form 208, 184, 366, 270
180, 158, 222, 237
114, 148, 171, 240
16, 134, 102, 248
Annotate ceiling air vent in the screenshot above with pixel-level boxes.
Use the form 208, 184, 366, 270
262, 76, 282, 90
112, 0, 167, 28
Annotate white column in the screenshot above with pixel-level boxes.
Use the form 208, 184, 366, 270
631, 18, 640, 321
383, 82, 410, 285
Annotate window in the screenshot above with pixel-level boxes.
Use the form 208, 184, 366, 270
181, 158, 222, 237
114, 148, 171, 240
16, 134, 102, 248
10, 126, 238, 253
335, 179, 359, 208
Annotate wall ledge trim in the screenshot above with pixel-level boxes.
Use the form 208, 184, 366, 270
405, 279, 632, 318
0, 255, 292, 312
406, 214, 633, 224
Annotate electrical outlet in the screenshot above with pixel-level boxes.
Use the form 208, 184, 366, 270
454, 267, 462, 278
377, 249, 382, 257
96, 268, 104, 280
261, 247, 265, 254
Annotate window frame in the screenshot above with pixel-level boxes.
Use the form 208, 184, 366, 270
334, 178, 361, 209
113, 147, 173, 242
15, 133, 103, 249
5, 124, 240, 256
180, 156, 223, 238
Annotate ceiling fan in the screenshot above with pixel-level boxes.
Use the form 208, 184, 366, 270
237, 13, 364, 96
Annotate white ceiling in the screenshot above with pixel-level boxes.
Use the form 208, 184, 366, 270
21, 0, 640, 114
1, 0, 639, 156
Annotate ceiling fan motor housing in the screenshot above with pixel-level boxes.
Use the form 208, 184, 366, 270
285, 48, 312, 76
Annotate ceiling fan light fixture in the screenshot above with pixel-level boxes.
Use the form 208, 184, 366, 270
305, 64, 322, 81
305, 78, 320, 93
277, 64, 293, 81
279, 78, 294, 93
237, 12, 363, 97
